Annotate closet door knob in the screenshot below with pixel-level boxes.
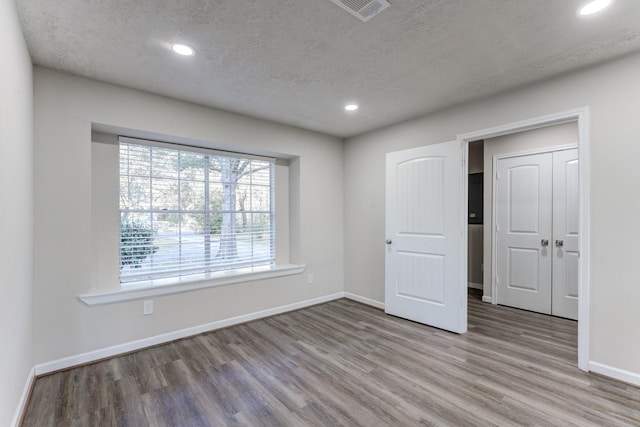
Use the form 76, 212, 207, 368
555, 239, 564, 247
385, 239, 392, 244
541, 239, 549, 246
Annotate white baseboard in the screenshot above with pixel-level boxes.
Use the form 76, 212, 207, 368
344, 292, 385, 309
11, 367, 35, 427
482, 296, 493, 303
589, 361, 640, 387
467, 282, 483, 290
35, 292, 344, 375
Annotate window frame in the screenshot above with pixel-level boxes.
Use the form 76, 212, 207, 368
118, 136, 277, 284
81, 132, 304, 306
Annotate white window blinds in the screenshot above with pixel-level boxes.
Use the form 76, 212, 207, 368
118, 137, 275, 283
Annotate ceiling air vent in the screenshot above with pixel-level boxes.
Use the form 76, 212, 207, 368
329, 0, 390, 22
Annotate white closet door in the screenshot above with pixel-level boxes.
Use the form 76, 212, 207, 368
385, 141, 466, 333
552, 149, 579, 320
496, 153, 553, 314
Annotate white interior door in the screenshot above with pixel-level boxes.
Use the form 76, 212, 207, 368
496, 153, 553, 314
385, 141, 466, 333
552, 149, 579, 320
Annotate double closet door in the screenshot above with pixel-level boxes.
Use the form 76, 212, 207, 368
496, 148, 578, 320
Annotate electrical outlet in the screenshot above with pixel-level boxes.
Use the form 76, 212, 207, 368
143, 300, 153, 315
307, 273, 314, 284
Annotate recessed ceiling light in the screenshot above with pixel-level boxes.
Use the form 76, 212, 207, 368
345, 104, 359, 111
171, 43, 194, 56
578, 0, 612, 16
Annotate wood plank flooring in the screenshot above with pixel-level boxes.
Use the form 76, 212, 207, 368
22, 292, 640, 426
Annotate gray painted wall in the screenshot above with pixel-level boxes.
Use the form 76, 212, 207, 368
0, 0, 34, 425
32, 67, 345, 365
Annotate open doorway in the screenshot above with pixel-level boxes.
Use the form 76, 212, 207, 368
468, 122, 579, 319
459, 108, 590, 370
467, 141, 484, 297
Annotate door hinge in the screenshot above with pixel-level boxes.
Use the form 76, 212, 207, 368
495, 224, 500, 233
496, 276, 500, 284
496, 170, 500, 180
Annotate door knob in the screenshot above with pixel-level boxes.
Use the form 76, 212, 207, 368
541, 239, 549, 246
385, 239, 392, 244
555, 239, 564, 247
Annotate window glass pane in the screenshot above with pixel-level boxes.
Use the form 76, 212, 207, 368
152, 149, 179, 179
209, 157, 222, 182
180, 180, 205, 211
152, 178, 179, 211
251, 185, 271, 211
252, 213, 273, 257
151, 212, 180, 272
121, 177, 151, 210
122, 145, 151, 176
119, 139, 275, 283
209, 185, 223, 208
236, 184, 250, 212
180, 213, 206, 267
252, 213, 272, 236
120, 212, 156, 277
209, 189, 224, 236
218, 158, 243, 185
238, 169, 251, 185
180, 151, 206, 181
251, 161, 271, 185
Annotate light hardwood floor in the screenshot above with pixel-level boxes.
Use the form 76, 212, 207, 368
22, 292, 640, 426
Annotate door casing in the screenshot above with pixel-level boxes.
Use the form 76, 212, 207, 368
457, 107, 590, 371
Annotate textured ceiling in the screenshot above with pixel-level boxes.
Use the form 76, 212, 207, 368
16, 0, 640, 137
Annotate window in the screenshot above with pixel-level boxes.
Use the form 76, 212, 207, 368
118, 137, 275, 283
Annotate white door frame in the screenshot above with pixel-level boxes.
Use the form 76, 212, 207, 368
457, 107, 590, 371
491, 144, 577, 311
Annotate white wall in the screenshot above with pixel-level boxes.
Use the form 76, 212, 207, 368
344, 52, 640, 376
0, 0, 34, 424
483, 122, 578, 297
33, 67, 344, 365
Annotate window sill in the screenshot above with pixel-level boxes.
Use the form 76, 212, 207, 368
78, 264, 306, 306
